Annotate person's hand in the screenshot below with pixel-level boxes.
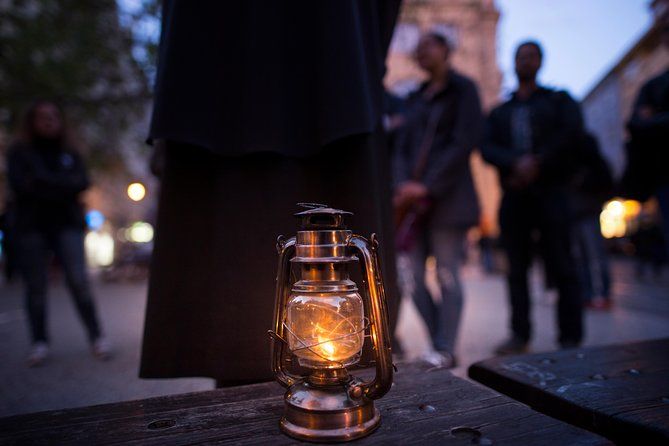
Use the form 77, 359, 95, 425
385, 114, 406, 132
510, 154, 540, 189
394, 180, 429, 208
403, 181, 429, 200
398, 180, 429, 201
637, 105, 654, 120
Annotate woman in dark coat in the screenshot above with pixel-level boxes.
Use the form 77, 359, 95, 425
140, 1, 402, 385
392, 33, 482, 368
7, 100, 110, 366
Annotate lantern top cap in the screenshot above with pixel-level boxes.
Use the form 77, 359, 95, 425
294, 203, 353, 230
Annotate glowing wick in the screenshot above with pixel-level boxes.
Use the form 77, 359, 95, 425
321, 340, 336, 358
314, 323, 337, 359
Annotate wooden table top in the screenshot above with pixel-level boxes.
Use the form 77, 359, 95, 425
468, 338, 669, 444
0, 362, 607, 445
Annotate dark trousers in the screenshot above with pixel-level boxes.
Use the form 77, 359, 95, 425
407, 226, 466, 353
18, 228, 101, 343
499, 190, 583, 344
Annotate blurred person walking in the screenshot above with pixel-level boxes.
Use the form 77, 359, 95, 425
570, 133, 614, 310
482, 41, 584, 355
625, 18, 669, 257
393, 32, 482, 368
6, 100, 109, 367
141, 1, 402, 386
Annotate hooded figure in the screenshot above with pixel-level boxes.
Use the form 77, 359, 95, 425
140, 0, 402, 386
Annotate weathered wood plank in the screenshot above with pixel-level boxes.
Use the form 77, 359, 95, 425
1, 362, 609, 445
468, 338, 669, 444
0, 379, 284, 433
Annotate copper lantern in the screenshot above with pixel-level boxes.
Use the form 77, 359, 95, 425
270, 204, 394, 442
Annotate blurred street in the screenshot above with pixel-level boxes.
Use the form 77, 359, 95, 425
1, 257, 668, 418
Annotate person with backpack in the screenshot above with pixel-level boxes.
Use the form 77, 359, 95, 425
482, 41, 584, 355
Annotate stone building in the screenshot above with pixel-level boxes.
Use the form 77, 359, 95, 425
582, 0, 669, 179
385, 0, 503, 233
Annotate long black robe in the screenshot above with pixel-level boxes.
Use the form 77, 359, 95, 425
141, 0, 402, 384
149, 1, 400, 156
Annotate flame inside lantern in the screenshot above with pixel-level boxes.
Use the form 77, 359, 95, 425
286, 294, 364, 368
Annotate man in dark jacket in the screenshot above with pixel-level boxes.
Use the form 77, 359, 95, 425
393, 32, 482, 367
482, 41, 584, 354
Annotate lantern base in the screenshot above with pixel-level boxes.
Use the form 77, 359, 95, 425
280, 380, 380, 443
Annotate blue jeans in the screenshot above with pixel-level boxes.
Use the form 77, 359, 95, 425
407, 227, 466, 353
18, 229, 101, 343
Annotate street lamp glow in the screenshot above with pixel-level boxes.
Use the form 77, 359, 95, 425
84, 231, 115, 267
600, 199, 627, 239
126, 221, 154, 243
127, 182, 146, 202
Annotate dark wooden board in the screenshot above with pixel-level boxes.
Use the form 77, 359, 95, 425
468, 338, 669, 444
0, 362, 608, 445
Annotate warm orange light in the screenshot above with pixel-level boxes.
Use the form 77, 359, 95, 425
600, 198, 641, 239
319, 338, 336, 358
623, 200, 641, 219
127, 182, 146, 202
605, 200, 624, 217
286, 296, 364, 368
315, 324, 337, 358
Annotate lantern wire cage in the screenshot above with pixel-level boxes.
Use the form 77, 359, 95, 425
280, 316, 371, 369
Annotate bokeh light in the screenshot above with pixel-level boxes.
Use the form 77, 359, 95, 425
84, 231, 115, 267
600, 198, 642, 239
127, 182, 146, 202
126, 221, 154, 243
85, 210, 105, 231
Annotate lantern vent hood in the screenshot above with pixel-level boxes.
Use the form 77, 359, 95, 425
294, 203, 353, 230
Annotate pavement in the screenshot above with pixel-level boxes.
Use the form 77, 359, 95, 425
1, 257, 668, 418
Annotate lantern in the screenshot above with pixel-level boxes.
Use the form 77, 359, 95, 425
270, 204, 394, 442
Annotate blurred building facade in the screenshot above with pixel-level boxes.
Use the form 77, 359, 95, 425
385, 0, 503, 233
582, 0, 669, 179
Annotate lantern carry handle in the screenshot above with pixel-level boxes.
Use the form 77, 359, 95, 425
348, 234, 394, 400
271, 235, 298, 388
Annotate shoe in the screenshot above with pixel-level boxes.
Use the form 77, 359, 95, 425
494, 337, 529, 356
27, 342, 49, 367
436, 350, 458, 369
418, 350, 453, 368
91, 337, 112, 360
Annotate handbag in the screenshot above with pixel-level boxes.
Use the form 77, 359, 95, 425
394, 103, 444, 252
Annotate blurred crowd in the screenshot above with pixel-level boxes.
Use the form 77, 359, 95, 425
386, 23, 669, 366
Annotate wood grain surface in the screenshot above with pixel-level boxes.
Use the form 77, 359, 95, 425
469, 338, 669, 444
1, 362, 609, 445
